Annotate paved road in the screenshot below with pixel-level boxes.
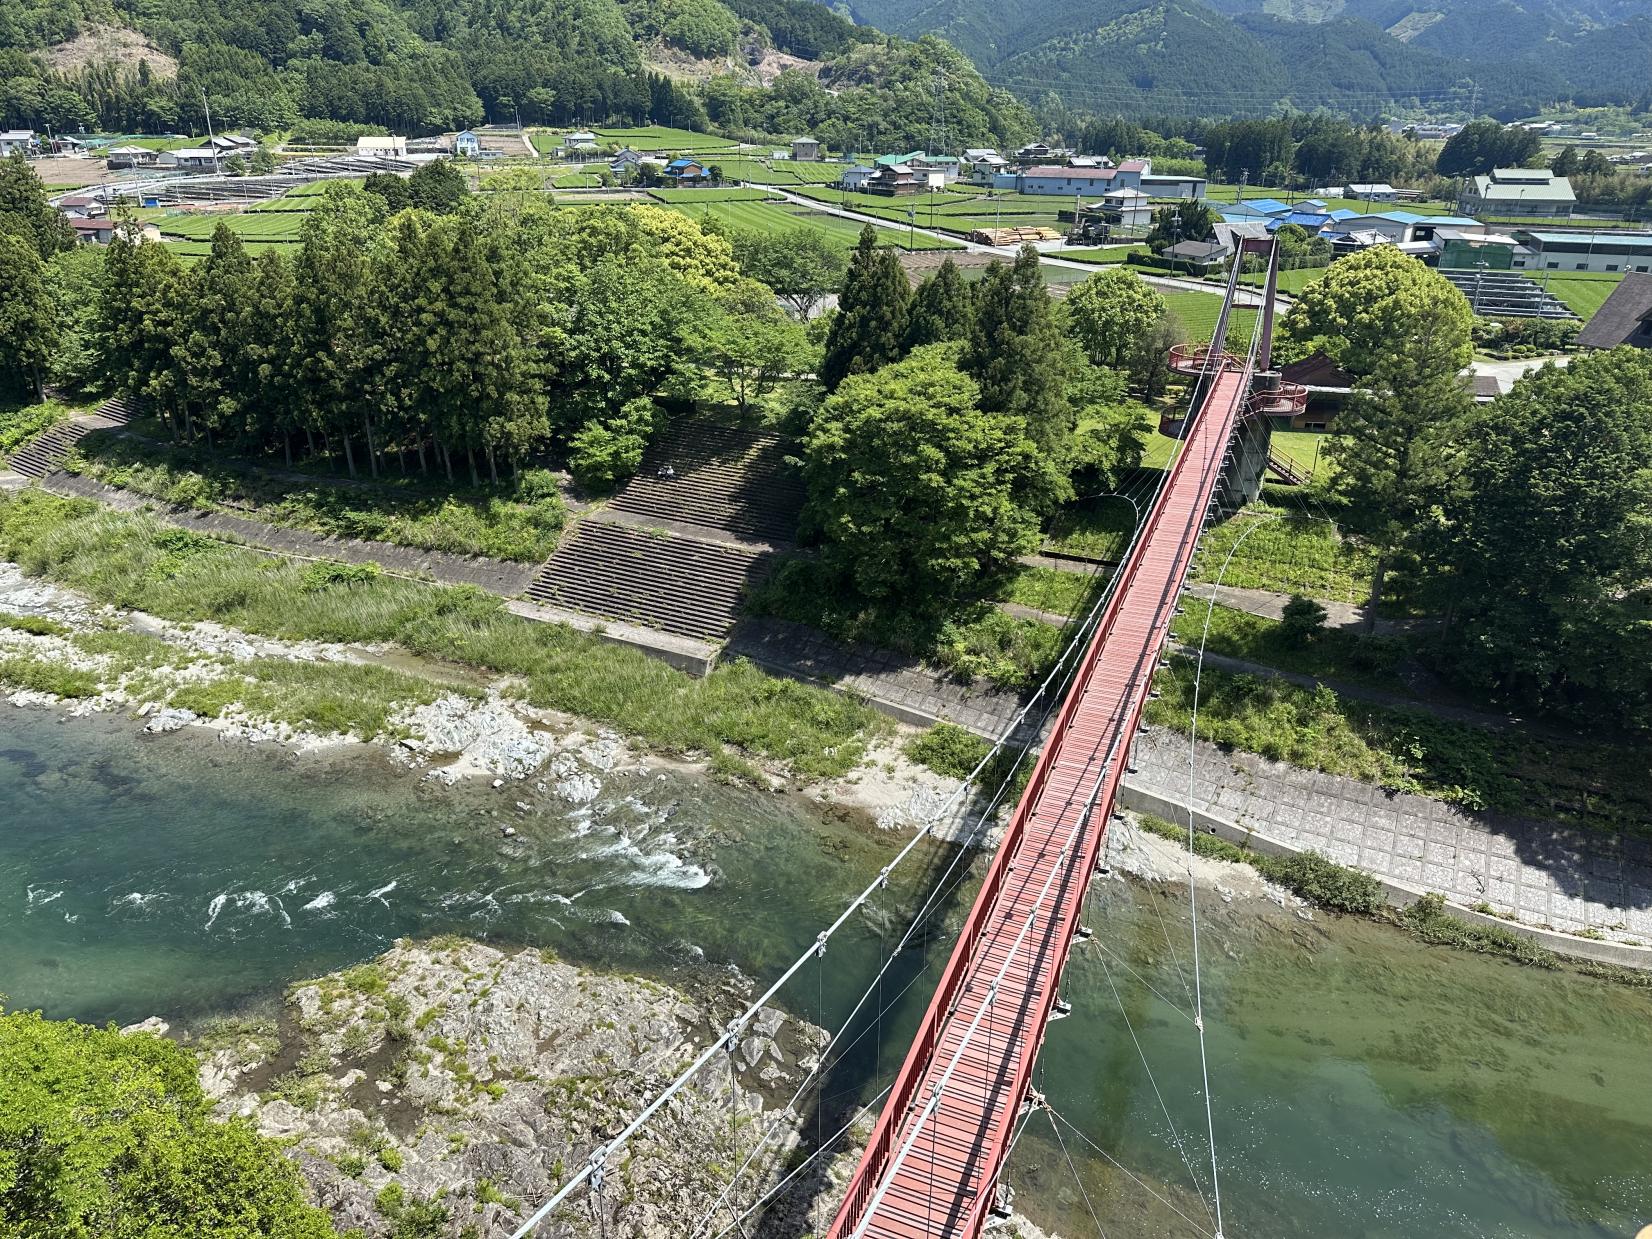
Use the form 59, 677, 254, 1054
1469, 354, 1571, 393
762, 186, 1282, 307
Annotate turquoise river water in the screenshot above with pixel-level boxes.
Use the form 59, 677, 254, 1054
2, 704, 1649, 1238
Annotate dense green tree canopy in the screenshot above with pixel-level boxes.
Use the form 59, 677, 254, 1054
0, 232, 57, 399
1062, 266, 1166, 387
902, 257, 973, 352
0, 1009, 336, 1238
0, 153, 71, 260
1435, 120, 1545, 179
802, 345, 1041, 614
1279, 246, 1472, 378
1443, 350, 1652, 726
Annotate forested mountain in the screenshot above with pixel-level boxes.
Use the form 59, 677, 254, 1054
0, 0, 1032, 150
829, 0, 1652, 116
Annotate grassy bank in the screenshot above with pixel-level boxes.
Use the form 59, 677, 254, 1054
1, 398, 75, 457
1147, 662, 1652, 837
1193, 501, 1378, 605
0, 491, 885, 779
64, 430, 567, 562
1168, 597, 1410, 693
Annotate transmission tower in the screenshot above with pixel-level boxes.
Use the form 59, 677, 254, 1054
928, 69, 950, 157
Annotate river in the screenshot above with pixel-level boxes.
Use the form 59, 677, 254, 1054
2, 703, 1648, 1237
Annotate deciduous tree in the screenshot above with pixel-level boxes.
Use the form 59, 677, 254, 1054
802, 345, 1040, 614
0, 1009, 336, 1239
1062, 266, 1166, 387
1443, 351, 1652, 725
1279, 245, 1472, 377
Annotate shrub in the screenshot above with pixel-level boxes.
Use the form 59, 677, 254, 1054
0, 611, 68, 636
301, 561, 383, 592
1260, 850, 1385, 914
905, 722, 989, 780
1277, 594, 1328, 643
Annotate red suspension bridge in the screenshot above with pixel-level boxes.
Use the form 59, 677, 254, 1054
824, 239, 1289, 1239
509, 238, 1292, 1239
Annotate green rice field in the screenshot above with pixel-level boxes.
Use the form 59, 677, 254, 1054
1164, 290, 1262, 346
660, 199, 959, 250
154, 211, 306, 242
1538, 271, 1625, 321
530, 126, 738, 154
714, 158, 845, 185
646, 187, 780, 203
1055, 245, 1151, 264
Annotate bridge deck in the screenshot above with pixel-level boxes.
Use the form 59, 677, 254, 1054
829, 363, 1252, 1239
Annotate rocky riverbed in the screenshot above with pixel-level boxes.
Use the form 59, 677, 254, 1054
169, 939, 841, 1238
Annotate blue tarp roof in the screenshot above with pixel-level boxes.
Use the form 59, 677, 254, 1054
1239, 197, 1292, 216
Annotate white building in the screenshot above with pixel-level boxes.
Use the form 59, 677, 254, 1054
839, 165, 877, 191
1460, 168, 1576, 218
1343, 182, 1398, 202
357, 135, 408, 158
453, 130, 482, 158
0, 129, 37, 157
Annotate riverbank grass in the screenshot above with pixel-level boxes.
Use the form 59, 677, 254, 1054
0, 490, 885, 779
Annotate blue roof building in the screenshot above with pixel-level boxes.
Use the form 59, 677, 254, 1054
1239, 197, 1293, 216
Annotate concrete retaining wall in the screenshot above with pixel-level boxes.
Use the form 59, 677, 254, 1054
1118, 781, 1652, 971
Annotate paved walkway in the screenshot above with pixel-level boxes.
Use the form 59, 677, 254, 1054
1125, 731, 1652, 943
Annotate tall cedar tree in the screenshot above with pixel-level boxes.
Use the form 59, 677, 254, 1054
0, 233, 58, 399
1444, 351, 1652, 725
93, 229, 186, 428
820, 225, 910, 390
902, 257, 973, 352
285, 189, 378, 475
962, 245, 1073, 463
0, 152, 73, 259
176, 224, 257, 450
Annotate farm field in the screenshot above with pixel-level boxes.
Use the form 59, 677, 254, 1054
792, 184, 980, 211
1051, 245, 1150, 264
1538, 271, 1626, 320
596, 125, 737, 151
153, 211, 306, 242
1164, 290, 1261, 346
162, 239, 298, 260
646, 187, 778, 203
1237, 265, 1331, 293
660, 198, 959, 250
715, 158, 844, 185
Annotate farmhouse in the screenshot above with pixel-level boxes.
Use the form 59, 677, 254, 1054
609, 148, 645, 175
104, 144, 159, 169
357, 135, 408, 158
0, 129, 38, 157
1575, 273, 1652, 348
1343, 182, 1398, 202
839, 165, 877, 191
1460, 168, 1576, 218
159, 147, 224, 170
1162, 239, 1230, 273
1092, 187, 1152, 230
1511, 229, 1652, 273
69, 218, 117, 244
791, 137, 820, 161
665, 157, 712, 186
864, 164, 920, 196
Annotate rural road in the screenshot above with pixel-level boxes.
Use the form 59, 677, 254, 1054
763, 186, 1281, 307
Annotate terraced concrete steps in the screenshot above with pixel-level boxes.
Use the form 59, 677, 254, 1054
525, 520, 769, 643
5, 396, 140, 480
7, 422, 92, 479
607, 421, 804, 546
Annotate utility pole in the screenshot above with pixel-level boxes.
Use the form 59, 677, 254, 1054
201, 87, 220, 175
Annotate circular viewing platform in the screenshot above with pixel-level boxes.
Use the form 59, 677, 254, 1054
1167, 343, 1242, 376
1247, 381, 1308, 416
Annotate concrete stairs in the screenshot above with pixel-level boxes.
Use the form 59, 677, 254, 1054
607, 421, 804, 546
5, 395, 140, 479
524, 420, 804, 646
525, 519, 770, 643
